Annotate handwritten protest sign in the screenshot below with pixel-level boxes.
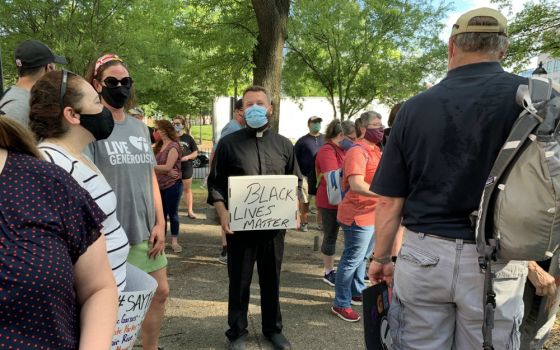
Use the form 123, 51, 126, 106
228, 175, 298, 231
112, 264, 158, 350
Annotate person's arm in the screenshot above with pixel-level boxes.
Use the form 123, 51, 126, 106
207, 141, 232, 232
181, 150, 198, 162
74, 235, 118, 350
348, 174, 377, 197
368, 196, 405, 285
155, 148, 179, 173
345, 147, 376, 197
215, 201, 233, 234
149, 169, 165, 258
181, 136, 199, 162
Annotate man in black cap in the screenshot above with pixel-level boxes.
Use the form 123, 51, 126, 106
0, 40, 67, 126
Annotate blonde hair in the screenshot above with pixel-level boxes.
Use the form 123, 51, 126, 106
0, 115, 43, 159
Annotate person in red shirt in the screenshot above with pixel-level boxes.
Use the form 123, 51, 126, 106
315, 119, 346, 286
331, 111, 384, 322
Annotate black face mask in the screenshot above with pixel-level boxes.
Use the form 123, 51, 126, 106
80, 107, 115, 141
100, 85, 130, 109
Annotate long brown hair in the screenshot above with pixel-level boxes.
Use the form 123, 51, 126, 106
0, 115, 43, 159
153, 119, 179, 155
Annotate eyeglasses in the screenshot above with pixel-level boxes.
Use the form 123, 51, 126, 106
172, 122, 182, 127
103, 76, 133, 88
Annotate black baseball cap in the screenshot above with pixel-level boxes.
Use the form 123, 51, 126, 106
14, 40, 67, 68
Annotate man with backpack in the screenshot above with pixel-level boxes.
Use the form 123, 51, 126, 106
0, 40, 66, 126
367, 7, 551, 349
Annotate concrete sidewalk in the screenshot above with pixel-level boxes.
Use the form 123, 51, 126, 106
158, 210, 365, 350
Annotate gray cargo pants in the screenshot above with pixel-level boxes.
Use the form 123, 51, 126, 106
389, 230, 528, 350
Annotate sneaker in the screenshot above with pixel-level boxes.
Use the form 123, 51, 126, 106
172, 243, 183, 253
322, 270, 336, 287
300, 223, 309, 232
351, 295, 363, 306
218, 247, 227, 265
331, 306, 360, 322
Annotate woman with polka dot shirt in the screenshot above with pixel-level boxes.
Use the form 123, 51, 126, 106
0, 115, 118, 349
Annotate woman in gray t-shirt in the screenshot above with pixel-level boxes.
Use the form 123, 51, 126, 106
85, 53, 169, 350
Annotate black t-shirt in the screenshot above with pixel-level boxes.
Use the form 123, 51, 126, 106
179, 133, 198, 164
294, 133, 325, 177
371, 62, 527, 240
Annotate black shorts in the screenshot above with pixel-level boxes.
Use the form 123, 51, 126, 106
181, 161, 194, 179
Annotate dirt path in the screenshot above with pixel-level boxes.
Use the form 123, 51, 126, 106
157, 207, 560, 349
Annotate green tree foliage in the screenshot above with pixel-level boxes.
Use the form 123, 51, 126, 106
0, 0, 223, 118
283, 0, 449, 120
492, 0, 560, 71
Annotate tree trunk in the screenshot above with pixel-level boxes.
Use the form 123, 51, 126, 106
251, 0, 290, 131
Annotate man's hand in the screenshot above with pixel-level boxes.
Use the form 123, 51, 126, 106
220, 215, 234, 235
214, 201, 233, 235
368, 261, 395, 287
528, 261, 557, 297
148, 223, 165, 259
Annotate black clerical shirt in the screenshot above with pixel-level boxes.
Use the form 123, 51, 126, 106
207, 127, 302, 209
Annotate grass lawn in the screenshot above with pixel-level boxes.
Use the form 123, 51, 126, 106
189, 124, 213, 143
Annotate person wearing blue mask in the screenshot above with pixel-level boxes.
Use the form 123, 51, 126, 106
294, 116, 325, 232
207, 85, 301, 350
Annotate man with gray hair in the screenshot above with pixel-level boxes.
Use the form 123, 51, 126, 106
368, 7, 547, 349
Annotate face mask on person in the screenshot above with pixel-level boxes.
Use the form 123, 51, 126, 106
100, 86, 130, 109
153, 130, 162, 142
310, 123, 321, 134
340, 138, 354, 151
79, 107, 115, 141
244, 104, 269, 129
174, 125, 183, 133
364, 127, 384, 145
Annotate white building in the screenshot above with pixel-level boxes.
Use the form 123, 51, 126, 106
537, 53, 560, 83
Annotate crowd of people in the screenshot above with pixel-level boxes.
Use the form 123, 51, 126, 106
0, 6, 559, 350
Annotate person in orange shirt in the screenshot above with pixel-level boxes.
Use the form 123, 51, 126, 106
331, 111, 383, 322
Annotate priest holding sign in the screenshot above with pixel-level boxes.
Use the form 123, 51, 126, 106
207, 85, 301, 350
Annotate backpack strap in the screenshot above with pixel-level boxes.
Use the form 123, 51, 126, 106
476, 77, 551, 350
315, 143, 342, 189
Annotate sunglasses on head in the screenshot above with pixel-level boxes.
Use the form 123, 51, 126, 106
103, 76, 133, 88
60, 69, 77, 113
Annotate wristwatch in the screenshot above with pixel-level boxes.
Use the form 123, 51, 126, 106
371, 255, 393, 265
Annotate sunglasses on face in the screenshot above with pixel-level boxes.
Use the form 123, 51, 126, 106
103, 76, 133, 88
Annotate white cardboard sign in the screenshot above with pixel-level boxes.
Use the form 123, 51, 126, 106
228, 175, 298, 231
111, 264, 158, 350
